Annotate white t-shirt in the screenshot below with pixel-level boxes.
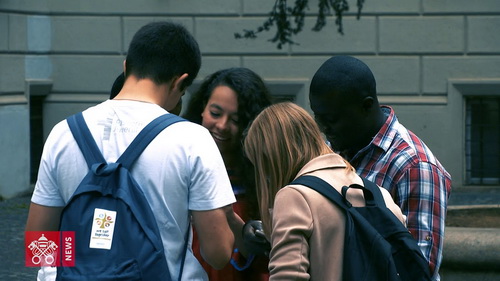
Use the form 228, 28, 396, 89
32, 100, 236, 281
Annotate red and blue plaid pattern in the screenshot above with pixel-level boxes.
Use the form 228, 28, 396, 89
349, 106, 452, 280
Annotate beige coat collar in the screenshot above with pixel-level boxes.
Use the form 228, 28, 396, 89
295, 153, 347, 180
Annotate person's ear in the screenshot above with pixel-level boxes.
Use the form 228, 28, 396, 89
122, 60, 127, 75
171, 73, 189, 92
361, 96, 375, 113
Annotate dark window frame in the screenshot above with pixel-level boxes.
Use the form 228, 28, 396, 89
465, 96, 500, 185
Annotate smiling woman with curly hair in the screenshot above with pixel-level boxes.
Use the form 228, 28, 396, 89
183, 67, 273, 281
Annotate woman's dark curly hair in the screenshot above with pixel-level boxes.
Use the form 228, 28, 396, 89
183, 67, 273, 219
183, 67, 272, 131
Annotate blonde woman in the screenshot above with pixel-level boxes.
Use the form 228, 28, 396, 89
243, 102, 406, 281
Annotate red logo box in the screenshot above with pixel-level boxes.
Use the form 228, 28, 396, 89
25, 231, 75, 267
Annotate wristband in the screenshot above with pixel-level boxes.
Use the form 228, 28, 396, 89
229, 248, 255, 271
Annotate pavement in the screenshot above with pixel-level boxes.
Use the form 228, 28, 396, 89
0, 194, 39, 280
1, 187, 500, 280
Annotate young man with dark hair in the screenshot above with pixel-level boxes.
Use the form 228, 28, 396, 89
309, 55, 452, 281
26, 21, 236, 280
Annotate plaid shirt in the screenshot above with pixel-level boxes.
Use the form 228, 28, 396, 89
348, 106, 452, 280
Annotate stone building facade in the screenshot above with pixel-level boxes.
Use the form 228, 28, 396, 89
1, 0, 500, 198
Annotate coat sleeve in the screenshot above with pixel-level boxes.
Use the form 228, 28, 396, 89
269, 187, 313, 281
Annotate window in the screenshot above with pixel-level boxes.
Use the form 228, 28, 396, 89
465, 96, 500, 185
266, 82, 304, 104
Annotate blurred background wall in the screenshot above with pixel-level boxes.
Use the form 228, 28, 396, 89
1, 0, 500, 198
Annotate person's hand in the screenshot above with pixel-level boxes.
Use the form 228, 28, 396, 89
242, 220, 271, 257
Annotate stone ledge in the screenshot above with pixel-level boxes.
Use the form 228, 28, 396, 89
442, 227, 500, 271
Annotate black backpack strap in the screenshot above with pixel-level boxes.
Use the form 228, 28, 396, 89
290, 175, 351, 209
67, 112, 106, 169
118, 114, 186, 169
360, 177, 386, 206
291, 175, 387, 209
342, 177, 386, 207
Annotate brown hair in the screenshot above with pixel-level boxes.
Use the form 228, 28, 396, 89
243, 102, 334, 235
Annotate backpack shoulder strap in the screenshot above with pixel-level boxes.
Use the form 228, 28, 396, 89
360, 177, 386, 205
118, 114, 186, 168
290, 175, 351, 209
67, 112, 106, 168
67, 113, 186, 169
343, 177, 386, 207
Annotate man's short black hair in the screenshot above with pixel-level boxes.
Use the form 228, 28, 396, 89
310, 55, 377, 101
125, 21, 201, 89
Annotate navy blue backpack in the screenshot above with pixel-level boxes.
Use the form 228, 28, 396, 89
290, 175, 431, 281
57, 112, 186, 281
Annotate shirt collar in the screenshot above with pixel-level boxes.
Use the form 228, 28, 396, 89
295, 153, 347, 179
351, 105, 398, 155
349, 105, 398, 162
371, 105, 398, 152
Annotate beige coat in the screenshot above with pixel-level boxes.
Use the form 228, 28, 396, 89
268, 153, 406, 281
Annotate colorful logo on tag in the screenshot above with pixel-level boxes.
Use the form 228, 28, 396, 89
95, 213, 114, 229
90, 208, 117, 250
25, 231, 75, 267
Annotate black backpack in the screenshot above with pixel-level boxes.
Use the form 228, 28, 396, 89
57, 112, 187, 280
290, 175, 432, 281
